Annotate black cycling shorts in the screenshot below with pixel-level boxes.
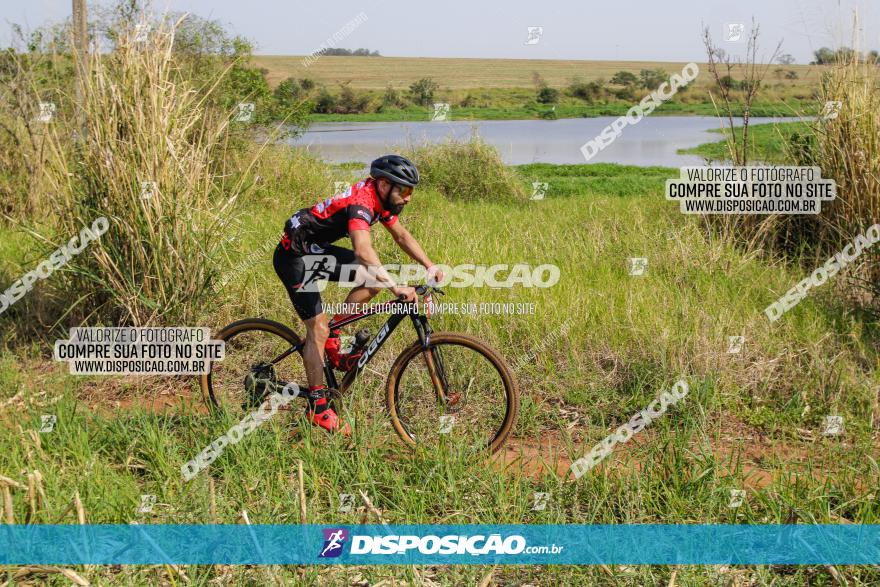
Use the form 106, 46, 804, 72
273, 243, 357, 320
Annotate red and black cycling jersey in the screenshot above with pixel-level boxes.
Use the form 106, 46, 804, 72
280, 178, 398, 255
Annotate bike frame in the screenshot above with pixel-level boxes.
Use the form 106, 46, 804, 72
267, 298, 437, 395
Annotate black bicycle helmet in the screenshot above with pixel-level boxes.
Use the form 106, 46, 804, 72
370, 154, 420, 187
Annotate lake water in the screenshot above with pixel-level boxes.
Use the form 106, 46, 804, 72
289, 116, 791, 167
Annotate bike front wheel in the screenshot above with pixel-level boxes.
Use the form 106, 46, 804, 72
385, 332, 519, 454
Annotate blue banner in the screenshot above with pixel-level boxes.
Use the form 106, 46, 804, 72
2, 524, 879, 565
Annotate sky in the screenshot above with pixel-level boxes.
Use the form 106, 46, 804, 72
2, 0, 878, 63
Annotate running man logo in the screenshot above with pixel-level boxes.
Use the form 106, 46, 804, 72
300, 255, 337, 292
319, 528, 349, 558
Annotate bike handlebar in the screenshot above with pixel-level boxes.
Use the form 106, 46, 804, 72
397, 283, 445, 301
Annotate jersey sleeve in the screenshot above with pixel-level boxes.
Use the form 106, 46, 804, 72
347, 204, 373, 232
380, 214, 398, 228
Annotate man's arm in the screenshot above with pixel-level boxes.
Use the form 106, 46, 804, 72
385, 220, 433, 269
350, 229, 415, 299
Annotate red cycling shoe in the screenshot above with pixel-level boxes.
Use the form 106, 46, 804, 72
324, 331, 363, 371
306, 396, 351, 436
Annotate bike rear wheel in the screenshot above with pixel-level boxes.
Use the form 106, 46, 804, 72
200, 318, 307, 413
385, 332, 518, 454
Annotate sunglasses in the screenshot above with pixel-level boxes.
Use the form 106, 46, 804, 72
394, 184, 414, 198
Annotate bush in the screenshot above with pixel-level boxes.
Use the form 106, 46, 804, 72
273, 77, 302, 107
336, 82, 370, 114
406, 137, 526, 204
639, 68, 667, 90
719, 75, 742, 90
536, 86, 559, 104
380, 84, 404, 109
458, 93, 476, 108
610, 70, 639, 87
567, 78, 603, 102
409, 78, 438, 107
314, 87, 337, 113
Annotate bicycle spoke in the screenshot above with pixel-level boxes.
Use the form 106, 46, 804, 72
394, 340, 511, 453
207, 325, 307, 414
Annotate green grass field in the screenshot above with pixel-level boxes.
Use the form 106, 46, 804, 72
1, 148, 878, 585
253, 55, 824, 122
680, 121, 812, 163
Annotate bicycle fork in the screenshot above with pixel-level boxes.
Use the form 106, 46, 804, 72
411, 315, 458, 408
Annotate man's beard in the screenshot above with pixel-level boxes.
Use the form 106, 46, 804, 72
386, 202, 405, 215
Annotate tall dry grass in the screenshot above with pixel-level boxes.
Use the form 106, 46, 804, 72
37, 15, 250, 326
709, 48, 879, 314
0, 47, 69, 220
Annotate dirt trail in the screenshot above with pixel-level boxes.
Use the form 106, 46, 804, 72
494, 417, 858, 489
68, 382, 874, 490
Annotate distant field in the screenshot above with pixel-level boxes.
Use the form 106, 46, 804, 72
253, 55, 823, 90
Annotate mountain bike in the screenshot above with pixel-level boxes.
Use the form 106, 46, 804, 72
199, 284, 519, 453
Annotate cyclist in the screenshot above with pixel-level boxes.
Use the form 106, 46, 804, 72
274, 154, 444, 434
